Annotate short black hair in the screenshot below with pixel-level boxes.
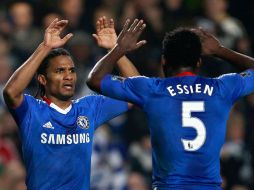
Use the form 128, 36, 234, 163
162, 28, 202, 70
36, 48, 71, 98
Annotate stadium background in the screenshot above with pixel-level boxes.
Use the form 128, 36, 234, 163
1, 0, 254, 189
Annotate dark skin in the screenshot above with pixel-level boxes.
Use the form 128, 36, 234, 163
87, 22, 254, 94
164, 28, 254, 77
194, 28, 254, 71
93, 16, 140, 77
87, 19, 147, 92
3, 17, 139, 110
38, 55, 77, 106
162, 57, 202, 77
3, 19, 73, 109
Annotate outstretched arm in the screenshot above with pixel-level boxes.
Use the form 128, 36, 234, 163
3, 18, 73, 108
87, 19, 146, 93
194, 28, 254, 71
93, 16, 140, 77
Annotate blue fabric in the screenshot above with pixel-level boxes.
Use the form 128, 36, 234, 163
9, 94, 128, 190
101, 70, 254, 189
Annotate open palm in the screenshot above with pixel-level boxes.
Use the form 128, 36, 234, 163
192, 28, 222, 56
116, 19, 146, 52
93, 17, 117, 49
44, 18, 73, 48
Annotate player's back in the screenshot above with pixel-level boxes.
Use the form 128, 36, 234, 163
101, 70, 254, 190
145, 74, 245, 189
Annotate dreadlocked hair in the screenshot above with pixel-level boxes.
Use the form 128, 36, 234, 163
34, 48, 71, 99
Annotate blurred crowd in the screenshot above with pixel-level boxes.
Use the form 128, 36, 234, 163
1, 0, 254, 190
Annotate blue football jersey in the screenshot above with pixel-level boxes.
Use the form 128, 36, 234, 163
101, 70, 254, 190
9, 94, 128, 190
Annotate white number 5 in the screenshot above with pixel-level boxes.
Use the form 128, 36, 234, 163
181, 101, 206, 151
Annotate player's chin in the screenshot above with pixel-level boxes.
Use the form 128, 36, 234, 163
60, 91, 75, 101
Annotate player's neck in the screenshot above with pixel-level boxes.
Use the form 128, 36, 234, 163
43, 95, 72, 109
172, 67, 197, 76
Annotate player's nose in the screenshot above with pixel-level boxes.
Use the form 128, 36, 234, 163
64, 71, 74, 81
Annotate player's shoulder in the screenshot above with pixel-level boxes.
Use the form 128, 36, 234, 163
239, 70, 254, 78
126, 75, 152, 82
211, 70, 254, 94
124, 76, 160, 91
215, 70, 254, 86
207, 73, 240, 93
73, 93, 107, 106
24, 94, 36, 101
24, 94, 47, 106
216, 72, 239, 80
128, 76, 148, 79
127, 76, 161, 84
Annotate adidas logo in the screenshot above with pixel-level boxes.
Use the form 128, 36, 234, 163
42, 121, 54, 129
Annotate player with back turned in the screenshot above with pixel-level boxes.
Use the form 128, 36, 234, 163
87, 19, 254, 190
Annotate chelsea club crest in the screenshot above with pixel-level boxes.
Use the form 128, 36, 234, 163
77, 116, 89, 129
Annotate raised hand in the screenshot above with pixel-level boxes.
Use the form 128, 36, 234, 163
116, 19, 146, 53
43, 18, 73, 49
192, 28, 222, 56
93, 16, 117, 49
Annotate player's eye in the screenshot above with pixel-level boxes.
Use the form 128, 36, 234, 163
56, 68, 65, 73
70, 68, 76, 73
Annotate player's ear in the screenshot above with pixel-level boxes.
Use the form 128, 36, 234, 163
161, 55, 166, 66
197, 58, 202, 68
161, 55, 172, 77
37, 74, 47, 86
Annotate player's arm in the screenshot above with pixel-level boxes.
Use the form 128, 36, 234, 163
87, 19, 146, 93
93, 16, 140, 77
3, 19, 73, 108
194, 28, 254, 71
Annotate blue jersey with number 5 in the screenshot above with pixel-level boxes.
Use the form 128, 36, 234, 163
101, 70, 254, 190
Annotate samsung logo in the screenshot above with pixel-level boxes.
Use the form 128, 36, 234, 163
40, 133, 90, 144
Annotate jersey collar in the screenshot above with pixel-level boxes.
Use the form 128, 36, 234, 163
43, 96, 51, 105
42, 96, 72, 115
175, 71, 196, 77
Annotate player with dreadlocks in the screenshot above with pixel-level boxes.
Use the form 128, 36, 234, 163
3, 17, 144, 190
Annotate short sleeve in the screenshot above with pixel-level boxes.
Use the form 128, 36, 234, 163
218, 69, 254, 102
93, 95, 128, 129
8, 94, 37, 130
101, 74, 154, 107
